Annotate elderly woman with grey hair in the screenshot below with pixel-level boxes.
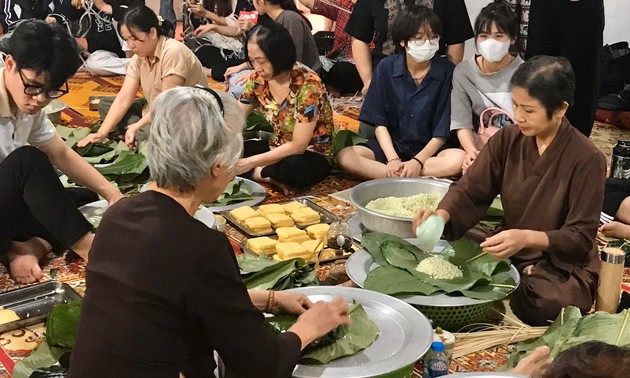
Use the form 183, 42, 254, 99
69, 86, 350, 378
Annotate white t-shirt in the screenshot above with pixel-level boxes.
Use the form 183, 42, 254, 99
0, 68, 56, 162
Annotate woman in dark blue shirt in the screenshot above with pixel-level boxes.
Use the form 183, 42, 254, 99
337, 4, 459, 179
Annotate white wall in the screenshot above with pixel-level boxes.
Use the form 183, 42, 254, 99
463, 0, 630, 60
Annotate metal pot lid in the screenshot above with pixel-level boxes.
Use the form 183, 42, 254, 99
345, 247, 520, 307
288, 286, 433, 378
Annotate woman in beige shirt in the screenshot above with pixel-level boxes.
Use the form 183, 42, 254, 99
78, 5, 207, 149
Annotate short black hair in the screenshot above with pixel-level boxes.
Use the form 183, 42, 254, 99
121, 5, 175, 38
245, 23, 296, 76
391, 4, 442, 55
543, 341, 630, 378
6, 19, 81, 89
510, 55, 575, 119
475, 1, 520, 52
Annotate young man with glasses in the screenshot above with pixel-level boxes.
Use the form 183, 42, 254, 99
0, 19, 122, 284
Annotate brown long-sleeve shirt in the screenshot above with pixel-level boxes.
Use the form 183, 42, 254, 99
439, 119, 605, 275
69, 191, 301, 378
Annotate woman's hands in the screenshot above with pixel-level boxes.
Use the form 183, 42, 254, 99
187, 1, 210, 18
480, 229, 528, 259
124, 122, 143, 150
77, 132, 107, 148
289, 298, 351, 350
271, 292, 313, 315
462, 149, 479, 174
398, 159, 423, 177
385, 159, 402, 177
193, 24, 216, 37
412, 209, 450, 233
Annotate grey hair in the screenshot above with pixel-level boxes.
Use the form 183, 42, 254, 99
147, 86, 244, 192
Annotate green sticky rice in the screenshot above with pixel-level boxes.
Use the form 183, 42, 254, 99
365, 193, 443, 218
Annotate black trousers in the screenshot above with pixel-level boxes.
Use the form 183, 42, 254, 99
526, 0, 604, 137
0, 147, 93, 255
241, 140, 331, 188
194, 45, 245, 83
321, 61, 363, 94
603, 178, 630, 217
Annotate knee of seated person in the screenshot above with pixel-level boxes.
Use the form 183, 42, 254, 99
510, 278, 585, 326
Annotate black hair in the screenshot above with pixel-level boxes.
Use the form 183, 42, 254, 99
6, 19, 81, 89
475, 1, 520, 52
510, 55, 575, 119
391, 4, 442, 54
245, 23, 296, 77
203, 0, 233, 18
266, 0, 312, 29
542, 341, 630, 378
121, 5, 175, 39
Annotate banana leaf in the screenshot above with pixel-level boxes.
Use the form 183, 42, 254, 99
12, 341, 69, 378
504, 306, 630, 369
56, 126, 90, 148
46, 300, 82, 348
239, 256, 319, 290
266, 303, 379, 364
246, 109, 273, 132
362, 233, 515, 301
236, 253, 280, 274
330, 130, 367, 160
206, 179, 255, 207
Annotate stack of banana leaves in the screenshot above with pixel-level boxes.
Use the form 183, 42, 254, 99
237, 253, 319, 290
56, 126, 149, 193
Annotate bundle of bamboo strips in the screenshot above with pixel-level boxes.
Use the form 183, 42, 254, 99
453, 325, 547, 358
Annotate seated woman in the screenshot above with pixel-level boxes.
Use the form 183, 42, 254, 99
68, 86, 350, 377
337, 5, 460, 180
441, 1, 524, 174
298, 0, 362, 94
237, 22, 334, 191
224, 0, 320, 97
0, 20, 122, 283
77, 5, 207, 149
413, 56, 606, 326
184, 0, 250, 80
59, 0, 144, 76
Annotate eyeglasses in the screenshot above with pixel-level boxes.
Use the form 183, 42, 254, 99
194, 85, 225, 117
410, 35, 440, 46
18, 70, 69, 99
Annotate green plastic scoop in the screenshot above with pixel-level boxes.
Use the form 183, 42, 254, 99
415, 215, 445, 252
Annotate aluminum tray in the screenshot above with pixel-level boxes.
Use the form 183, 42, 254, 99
223, 197, 338, 237
288, 286, 432, 378
345, 246, 520, 307
0, 281, 81, 333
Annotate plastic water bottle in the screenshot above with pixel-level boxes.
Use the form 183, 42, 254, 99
423, 341, 449, 378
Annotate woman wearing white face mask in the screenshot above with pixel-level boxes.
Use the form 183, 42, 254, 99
441, 2, 524, 174
337, 4, 461, 180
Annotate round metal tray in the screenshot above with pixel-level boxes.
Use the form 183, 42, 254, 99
79, 199, 216, 229
140, 177, 267, 213
287, 286, 433, 378
345, 246, 520, 307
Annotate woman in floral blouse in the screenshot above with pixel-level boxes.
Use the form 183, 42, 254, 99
237, 22, 334, 191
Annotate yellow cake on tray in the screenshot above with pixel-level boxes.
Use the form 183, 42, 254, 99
246, 237, 277, 255
276, 242, 310, 260
229, 206, 259, 223
275, 227, 308, 242
266, 213, 295, 228
306, 223, 330, 239
244, 216, 273, 234
282, 201, 307, 215
291, 207, 321, 227
257, 204, 286, 217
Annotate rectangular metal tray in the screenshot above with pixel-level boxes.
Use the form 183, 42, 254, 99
0, 281, 82, 333
223, 197, 339, 237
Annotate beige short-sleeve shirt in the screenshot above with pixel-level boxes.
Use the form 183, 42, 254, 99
126, 37, 207, 104
0, 69, 56, 162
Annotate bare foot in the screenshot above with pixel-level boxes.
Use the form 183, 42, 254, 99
71, 232, 94, 262
7, 237, 51, 284
252, 167, 293, 195
599, 221, 630, 239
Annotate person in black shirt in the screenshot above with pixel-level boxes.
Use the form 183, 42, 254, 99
70, 86, 351, 378
345, 0, 473, 95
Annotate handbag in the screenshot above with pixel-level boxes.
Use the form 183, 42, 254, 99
473, 107, 516, 151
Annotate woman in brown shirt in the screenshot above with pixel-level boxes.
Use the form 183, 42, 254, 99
414, 56, 606, 326
69, 87, 350, 377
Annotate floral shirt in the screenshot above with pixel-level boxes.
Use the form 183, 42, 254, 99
240, 62, 334, 157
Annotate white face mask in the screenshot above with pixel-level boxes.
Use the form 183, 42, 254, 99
406, 39, 439, 63
477, 39, 511, 62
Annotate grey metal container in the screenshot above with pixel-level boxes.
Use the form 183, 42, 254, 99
348, 178, 451, 239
